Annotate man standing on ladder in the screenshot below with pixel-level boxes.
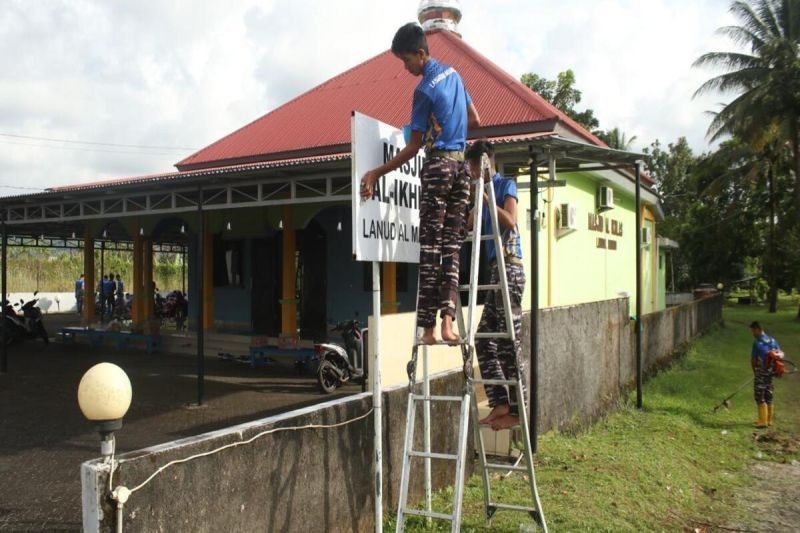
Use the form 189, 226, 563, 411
466, 140, 526, 431
360, 22, 480, 345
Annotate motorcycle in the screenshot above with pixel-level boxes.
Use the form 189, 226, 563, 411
113, 293, 133, 321
157, 290, 187, 331
314, 319, 365, 394
1, 292, 50, 345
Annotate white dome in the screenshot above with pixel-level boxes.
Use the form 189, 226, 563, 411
77, 362, 132, 421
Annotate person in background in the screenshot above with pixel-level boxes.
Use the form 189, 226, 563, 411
115, 274, 125, 310
750, 321, 782, 428
75, 273, 84, 315
101, 275, 114, 318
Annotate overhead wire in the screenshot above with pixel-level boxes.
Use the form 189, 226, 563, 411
0, 138, 180, 156
0, 132, 194, 151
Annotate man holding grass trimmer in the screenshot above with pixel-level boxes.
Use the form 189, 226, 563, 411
749, 321, 783, 428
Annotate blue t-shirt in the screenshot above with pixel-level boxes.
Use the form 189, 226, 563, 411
482, 173, 523, 262
410, 58, 472, 152
752, 333, 780, 362
102, 278, 114, 296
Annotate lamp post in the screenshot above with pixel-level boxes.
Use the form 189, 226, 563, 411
78, 362, 133, 533
77, 362, 132, 459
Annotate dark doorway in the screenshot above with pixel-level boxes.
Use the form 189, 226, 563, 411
299, 220, 327, 339
251, 236, 281, 335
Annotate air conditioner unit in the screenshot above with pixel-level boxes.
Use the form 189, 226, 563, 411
557, 203, 578, 230
641, 227, 652, 247
597, 186, 614, 210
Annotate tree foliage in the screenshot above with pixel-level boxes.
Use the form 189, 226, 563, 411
694, 0, 800, 312
694, 0, 800, 217
520, 70, 600, 131
597, 127, 638, 151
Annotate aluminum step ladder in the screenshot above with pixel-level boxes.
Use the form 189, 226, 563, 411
395, 155, 548, 532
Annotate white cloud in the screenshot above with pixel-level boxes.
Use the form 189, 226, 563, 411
0, 0, 744, 192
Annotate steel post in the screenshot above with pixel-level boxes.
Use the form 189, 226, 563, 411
635, 162, 643, 409
528, 148, 539, 453
371, 261, 382, 532
1, 209, 7, 373
197, 188, 205, 406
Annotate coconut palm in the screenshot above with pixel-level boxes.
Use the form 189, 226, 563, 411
693, 0, 800, 216
598, 127, 638, 151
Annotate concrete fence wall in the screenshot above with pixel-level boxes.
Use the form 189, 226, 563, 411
82, 295, 722, 532
83, 370, 470, 533
529, 295, 723, 433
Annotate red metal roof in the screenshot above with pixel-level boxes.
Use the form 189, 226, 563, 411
177, 30, 605, 171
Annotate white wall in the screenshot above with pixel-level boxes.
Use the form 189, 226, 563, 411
3, 292, 78, 314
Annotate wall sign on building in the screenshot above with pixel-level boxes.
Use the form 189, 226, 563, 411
588, 213, 622, 250
351, 111, 423, 264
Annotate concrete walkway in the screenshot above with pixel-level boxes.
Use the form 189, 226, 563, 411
0, 329, 357, 531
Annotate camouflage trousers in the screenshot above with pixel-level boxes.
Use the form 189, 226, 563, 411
476, 260, 526, 415
416, 156, 471, 328
754, 367, 774, 404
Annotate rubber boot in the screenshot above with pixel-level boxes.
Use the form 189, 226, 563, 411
754, 403, 768, 428
767, 403, 774, 426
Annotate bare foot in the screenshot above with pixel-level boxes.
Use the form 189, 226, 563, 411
490, 414, 520, 431
440, 316, 460, 344
420, 327, 436, 346
479, 403, 510, 425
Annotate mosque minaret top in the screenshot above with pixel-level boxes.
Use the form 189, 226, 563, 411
417, 0, 462, 34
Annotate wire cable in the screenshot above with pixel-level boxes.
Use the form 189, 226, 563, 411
0, 138, 179, 156
0, 132, 194, 151
125, 408, 374, 495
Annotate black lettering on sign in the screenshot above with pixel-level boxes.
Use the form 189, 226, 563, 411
608, 240, 617, 250
597, 238, 606, 249
382, 142, 426, 178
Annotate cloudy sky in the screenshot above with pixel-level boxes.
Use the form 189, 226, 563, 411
0, 0, 739, 193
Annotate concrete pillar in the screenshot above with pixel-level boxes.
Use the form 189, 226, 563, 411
132, 234, 143, 328
83, 231, 95, 325
143, 239, 154, 321
280, 205, 297, 336
202, 214, 214, 331
382, 262, 398, 314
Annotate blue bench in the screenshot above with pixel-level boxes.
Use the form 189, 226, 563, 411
249, 346, 316, 369
61, 327, 160, 354
61, 327, 105, 348
113, 332, 161, 354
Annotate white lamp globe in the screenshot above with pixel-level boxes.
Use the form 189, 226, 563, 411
78, 363, 132, 422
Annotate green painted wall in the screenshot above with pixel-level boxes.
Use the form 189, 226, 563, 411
515, 170, 663, 316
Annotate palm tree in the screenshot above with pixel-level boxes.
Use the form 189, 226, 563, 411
599, 127, 638, 151
693, 0, 800, 218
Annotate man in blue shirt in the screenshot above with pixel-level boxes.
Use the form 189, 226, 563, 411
466, 140, 525, 431
750, 321, 782, 427
361, 22, 480, 345
75, 273, 84, 315
101, 275, 115, 320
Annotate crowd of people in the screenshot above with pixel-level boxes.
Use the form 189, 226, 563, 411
73, 272, 126, 319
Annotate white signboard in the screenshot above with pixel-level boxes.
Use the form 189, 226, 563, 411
351, 111, 423, 263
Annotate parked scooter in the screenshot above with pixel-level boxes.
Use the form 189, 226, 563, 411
314, 319, 365, 394
1, 292, 49, 345
158, 290, 188, 331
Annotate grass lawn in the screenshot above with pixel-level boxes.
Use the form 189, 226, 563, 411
386, 297, 799, 531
